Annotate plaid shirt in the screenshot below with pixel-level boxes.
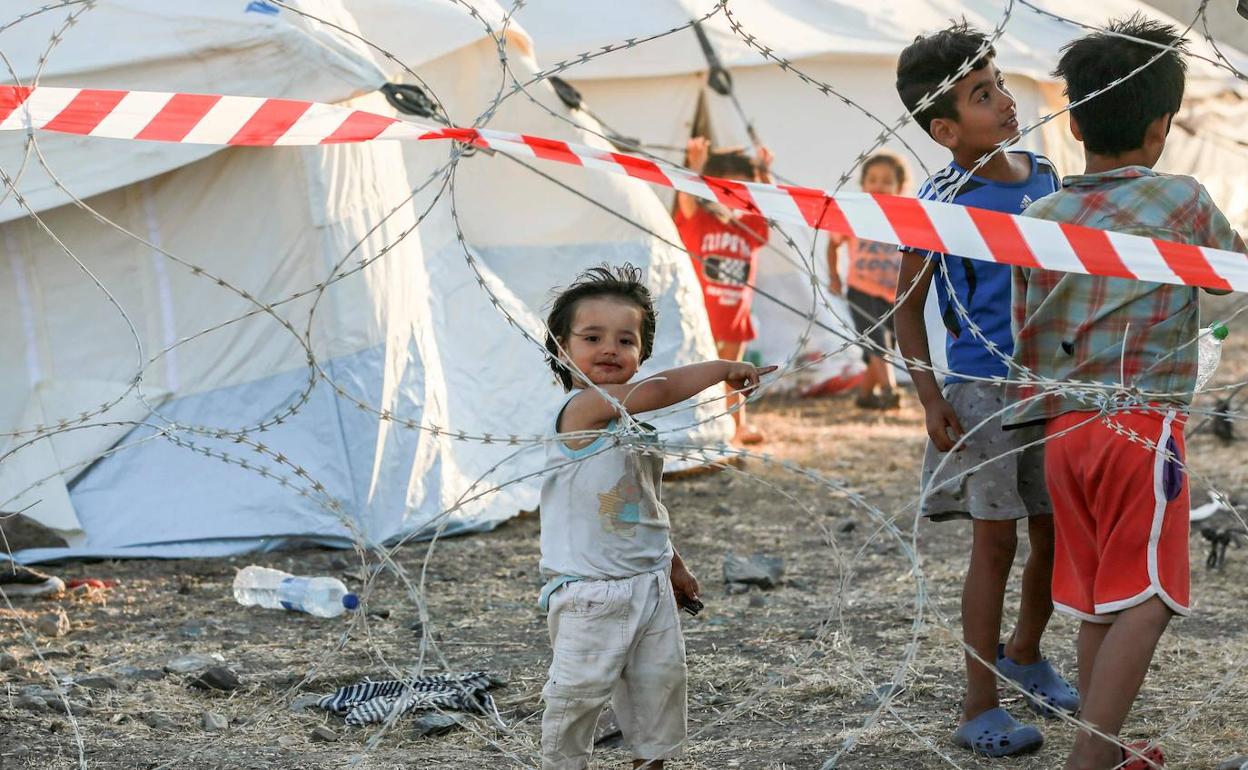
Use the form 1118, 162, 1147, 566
1006, 167, 1247, 426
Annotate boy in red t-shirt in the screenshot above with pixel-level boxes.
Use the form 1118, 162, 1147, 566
674, 137, 773, 445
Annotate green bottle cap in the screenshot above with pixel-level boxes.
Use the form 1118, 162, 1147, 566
1211, 321, 1229, 341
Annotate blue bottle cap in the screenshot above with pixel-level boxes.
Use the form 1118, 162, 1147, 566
342, 593, 360, 610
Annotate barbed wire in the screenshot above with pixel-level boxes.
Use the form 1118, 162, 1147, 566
1, 1, 1246, 769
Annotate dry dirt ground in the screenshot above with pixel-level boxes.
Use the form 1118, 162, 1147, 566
5, 326, 1248, 768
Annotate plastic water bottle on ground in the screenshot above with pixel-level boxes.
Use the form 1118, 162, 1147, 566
232, 565, 359, 618
1195, 321, 1229, 394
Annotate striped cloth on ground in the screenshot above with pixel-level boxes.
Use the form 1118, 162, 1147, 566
316, 671, 498, 727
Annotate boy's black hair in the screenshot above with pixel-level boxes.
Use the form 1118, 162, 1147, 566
896, 21, 997, 135
703, 146, 758, 180
1054, 14, 1188, 156
860, 153, 909, 190
545, 264, 657, 391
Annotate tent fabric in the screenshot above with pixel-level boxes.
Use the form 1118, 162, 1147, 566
3, 114, 453, 559
2, 1, 730, 563
518, 0, 1248, 85
355, 17, 733, 460
0, 0, 387, 224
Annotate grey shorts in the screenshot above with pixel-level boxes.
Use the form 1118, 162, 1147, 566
920, 381, 1052, 522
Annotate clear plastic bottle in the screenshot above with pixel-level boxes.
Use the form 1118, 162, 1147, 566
1195, 321, 1230, 394
232, 565, 359, 618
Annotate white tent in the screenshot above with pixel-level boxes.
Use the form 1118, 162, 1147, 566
0, 0, 727, 563
518, 0, 1248, 381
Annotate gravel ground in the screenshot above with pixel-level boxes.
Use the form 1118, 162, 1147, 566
5, 313, 1248, 769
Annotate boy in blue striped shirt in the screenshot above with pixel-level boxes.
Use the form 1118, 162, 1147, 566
892, 22, 1076, 757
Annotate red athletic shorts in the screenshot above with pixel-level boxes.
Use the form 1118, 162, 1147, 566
1044, 409, 1190, 623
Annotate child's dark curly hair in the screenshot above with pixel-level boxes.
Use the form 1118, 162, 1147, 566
544, 264, 657, 391
896, 21, 996, 135
1054, 14, 1188, 155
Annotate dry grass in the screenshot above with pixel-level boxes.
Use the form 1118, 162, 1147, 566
4, 342, 1248, 767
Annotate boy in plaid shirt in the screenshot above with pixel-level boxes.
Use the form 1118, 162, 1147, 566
1007, 17, 1246, 770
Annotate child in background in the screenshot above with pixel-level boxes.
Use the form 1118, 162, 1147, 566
538, 264, 773, 770
674, 137, 774, 444
826, 153, 909, 409
892, 22, 1077, 757
1007, 17, 1246, 770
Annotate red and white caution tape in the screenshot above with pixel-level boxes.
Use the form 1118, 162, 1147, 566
2, 84, 1245, 291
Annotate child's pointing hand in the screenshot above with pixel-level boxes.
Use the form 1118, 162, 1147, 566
725, 363, 777, 393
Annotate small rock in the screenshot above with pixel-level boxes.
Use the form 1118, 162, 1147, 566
277, 734, 301, 749
409, 620, 439, 639
486, 672, 510, 689
724, 582, 750, 595
711, 503, 735, 517
722, 553, 784, 589
799, 621, 831, 641
119, 667, 165, 682
76, 675, 125, 692
837, 518, 857, 534
13, 695, 48, 712
1216, 757, 1248, 770
178, 620, 212, 639
141, 712, 175, 730
39, 647, 75, 659
289, 693, 322, 712
164, 653, 224, 674
190, 666, 242, 692
748, 594, 767, 609
310, 725, 338, 743
328, 556, 349, 571
366, 607, 391, 619
0, 652, 17, 671
786, 579, 814, 593
411, 712, 460, 737
861, 682, 905, 707
36, 609, 70, 638
202, 711, 227, 732
5, 743, 30, 758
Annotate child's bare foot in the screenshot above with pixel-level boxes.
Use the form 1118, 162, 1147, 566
735, 424, 766, 445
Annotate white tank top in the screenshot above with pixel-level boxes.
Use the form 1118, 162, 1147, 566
539, 393, 672, 582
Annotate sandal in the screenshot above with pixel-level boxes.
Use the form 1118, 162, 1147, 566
854, 392, 881, 409
952, 707, 1044, 758
996, 643, 1079, 717
1121, 740, 1164, 769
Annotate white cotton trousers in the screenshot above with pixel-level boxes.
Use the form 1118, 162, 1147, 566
541, 567, 688, 769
